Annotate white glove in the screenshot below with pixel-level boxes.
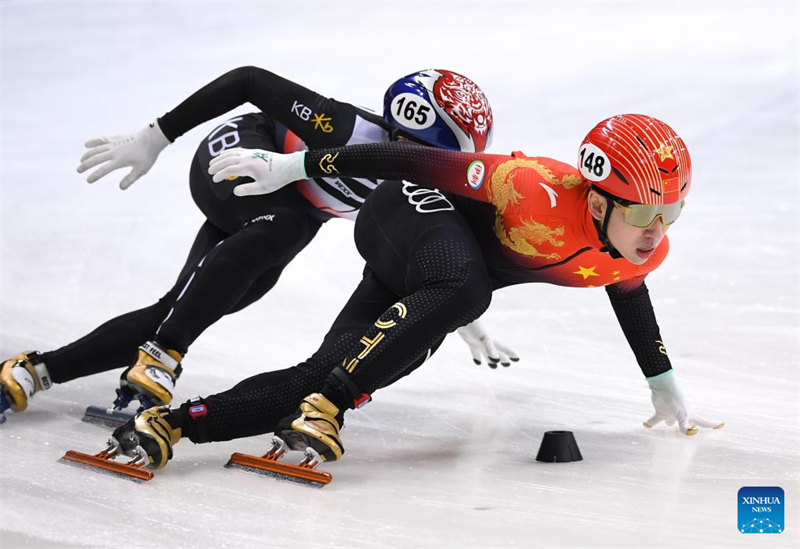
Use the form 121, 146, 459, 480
456, 319, 520, 368
208, 148, 307, 197
76, 121, 171, 190
643, 370, 724, 435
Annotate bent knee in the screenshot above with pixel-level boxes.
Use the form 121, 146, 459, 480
410, 238, 492, 317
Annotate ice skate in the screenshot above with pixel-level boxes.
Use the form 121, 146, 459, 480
83, 341, 183, 428
225, 393, 343, 487
112, 406, 182, 469
62, 406, 182, 481
278, 393, 345, 462
0, 351, 51, 422
120, 341, 183, 407
226, 435, 332, 488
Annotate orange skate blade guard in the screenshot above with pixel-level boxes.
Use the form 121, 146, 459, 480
225, 452, 332, 487
60, 450, 154, 482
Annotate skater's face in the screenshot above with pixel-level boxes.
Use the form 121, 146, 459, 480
587, 190, 670, 265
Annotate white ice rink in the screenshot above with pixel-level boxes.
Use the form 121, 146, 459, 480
1, 2, 798, 548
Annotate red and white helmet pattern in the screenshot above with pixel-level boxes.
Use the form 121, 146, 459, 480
384, 69, 493, 152
429, 70, 493, 152
579, 114, 691, 205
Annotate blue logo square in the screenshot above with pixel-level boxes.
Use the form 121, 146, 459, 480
738, 486, 784, 534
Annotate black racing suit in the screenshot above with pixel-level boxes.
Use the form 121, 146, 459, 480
41, 66, 393, 382
178, 181, 491, 443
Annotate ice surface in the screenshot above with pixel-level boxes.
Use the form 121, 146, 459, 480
1, 2, 798, 548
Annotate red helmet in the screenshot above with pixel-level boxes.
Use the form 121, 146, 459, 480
578, 114, 691, 205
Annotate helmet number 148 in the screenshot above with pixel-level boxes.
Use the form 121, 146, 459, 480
578, 143, 610, 182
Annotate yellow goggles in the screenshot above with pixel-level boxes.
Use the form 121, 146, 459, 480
613, 200, 685, 228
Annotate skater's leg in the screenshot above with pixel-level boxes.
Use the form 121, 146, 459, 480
115, 115, 323, 406
325, 182, 492, 402
382, 336, 446, 386
0, 221, 226, 417
281, 183, 492, 460
152, 114, 324, 353
31, 220, 227, 385
153, 204, 320, 353
44, 114, 279, 382
171, 268, 400, 444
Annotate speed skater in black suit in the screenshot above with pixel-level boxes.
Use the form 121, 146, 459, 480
0, 67, 515, 424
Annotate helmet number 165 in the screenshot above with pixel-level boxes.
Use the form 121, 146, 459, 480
390, 93, 435, 130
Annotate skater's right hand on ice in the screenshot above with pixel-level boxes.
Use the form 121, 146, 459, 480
208, 148, 307, 197
457, 319, 520, 368
77, 121, 171, 190
643, 370, 724, 436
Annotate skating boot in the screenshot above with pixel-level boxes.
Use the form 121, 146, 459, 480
0, 351, 51, 421
82, 341, 183, 427
117, 341, 183, 410
111, 406, 183, 470
278, 393, 345, 462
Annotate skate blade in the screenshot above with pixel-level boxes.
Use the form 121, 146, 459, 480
60, 449, 153, 482
225, 452, 332, 488
81, 405, 134, 428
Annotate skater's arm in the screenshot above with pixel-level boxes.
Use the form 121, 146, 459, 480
78, 66, 361, 189
303, 142, 511, 204
210, 144, 555, 205
608, 279, 725, 435
157, 66, 358, 146
605, 280, 673, 378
